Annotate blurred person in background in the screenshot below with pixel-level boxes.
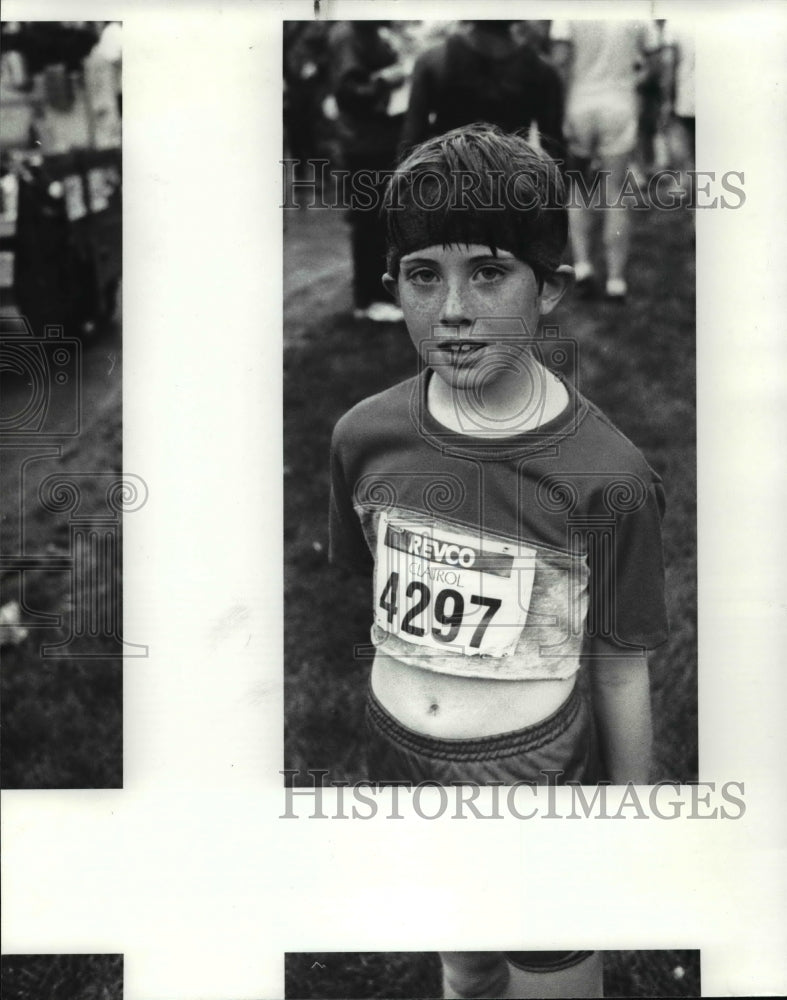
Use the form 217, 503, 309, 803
634, 20, 669, 182
283, 21, 332, 179
328, 20, 405, 323
511, 18, 552, 55
0, 21, 118, 153
662, 22, 695, 194
551, 20, 662, 301
400, 20, 564, 161
91, 21, 122, 117
0, 21, 97, 81
84, 21, 122, 148
0, 21, 121, 332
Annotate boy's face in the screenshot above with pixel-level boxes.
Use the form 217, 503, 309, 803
382, 244, 570, 394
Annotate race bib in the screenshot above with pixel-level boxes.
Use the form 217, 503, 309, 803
373, 512, 536, 657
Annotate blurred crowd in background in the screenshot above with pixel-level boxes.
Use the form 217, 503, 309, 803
0, 19, 696, 334
0, 21, 122, 336
284, 19, 695, 319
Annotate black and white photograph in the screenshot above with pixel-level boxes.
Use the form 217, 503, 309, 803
0, 20, 124, 787
283, 17, 697, 788
2, 2, 786, 999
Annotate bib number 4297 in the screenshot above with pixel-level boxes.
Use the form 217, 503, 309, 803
378, 570, 502, 650
373, 512, 534, 657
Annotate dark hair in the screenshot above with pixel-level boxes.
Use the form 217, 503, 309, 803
384, 123, 567, 284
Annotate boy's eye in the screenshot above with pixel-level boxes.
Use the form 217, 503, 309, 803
406, 268, 438, 285
475, 265, 506, 282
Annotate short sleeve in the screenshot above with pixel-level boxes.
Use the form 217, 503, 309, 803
329, 432, 373, 575
586, 480, 669, 650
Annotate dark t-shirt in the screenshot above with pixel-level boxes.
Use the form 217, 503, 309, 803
330, 371, 668, 680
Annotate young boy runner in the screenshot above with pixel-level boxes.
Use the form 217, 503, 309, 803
329, 124, 668, 789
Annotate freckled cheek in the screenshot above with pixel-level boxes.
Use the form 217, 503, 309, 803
402, 297, 439, 334
400, 301, 430, 349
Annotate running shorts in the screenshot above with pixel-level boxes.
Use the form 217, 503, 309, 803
364, 679, 602, 785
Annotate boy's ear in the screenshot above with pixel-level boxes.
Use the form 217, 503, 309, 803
538, 264, 574, 315
382, 273, 399, 304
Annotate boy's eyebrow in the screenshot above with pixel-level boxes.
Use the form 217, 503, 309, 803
400, 250, 516, 265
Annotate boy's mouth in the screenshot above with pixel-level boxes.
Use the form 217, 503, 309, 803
437, 341, 486, 357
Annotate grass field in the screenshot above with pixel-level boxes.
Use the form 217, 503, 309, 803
285, 950, 701, 999
0, 954, 123, 1000
284, 199, 697, 785
0, 321, 124, 789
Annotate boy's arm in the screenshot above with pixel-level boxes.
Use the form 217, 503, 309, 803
583, 475, 668, 784
586, 635, 653, 785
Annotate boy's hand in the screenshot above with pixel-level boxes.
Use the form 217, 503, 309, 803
586, 636, 653, 784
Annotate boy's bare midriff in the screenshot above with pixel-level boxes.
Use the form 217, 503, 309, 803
371, 649, 577, 739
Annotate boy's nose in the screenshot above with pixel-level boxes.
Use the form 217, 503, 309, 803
438, 281, 470, 326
